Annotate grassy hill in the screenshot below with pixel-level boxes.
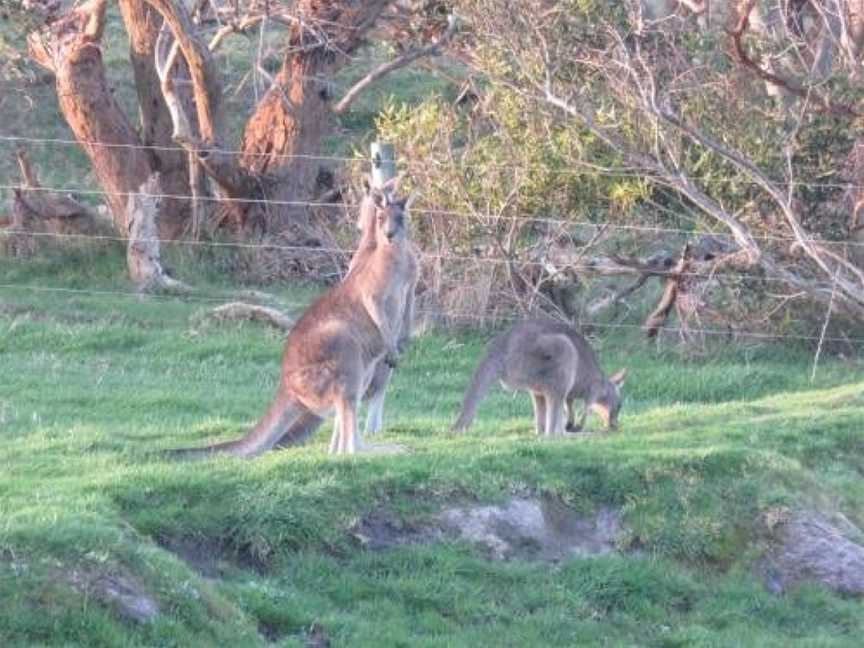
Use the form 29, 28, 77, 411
1, 249, 864, 646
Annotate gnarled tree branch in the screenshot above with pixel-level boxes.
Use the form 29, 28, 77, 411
333, 14, 459, 114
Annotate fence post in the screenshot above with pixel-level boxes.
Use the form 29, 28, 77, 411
370, 141, 396, 188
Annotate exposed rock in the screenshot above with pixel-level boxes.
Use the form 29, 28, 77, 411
353, 498, 622, 562
69, 571, 159, 624
437, 498, 621, 561
761, 512, 864, 596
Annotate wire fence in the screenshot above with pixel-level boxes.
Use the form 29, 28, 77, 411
2, 133, 863, 189
1, 133, 863, 349
0, 228, 822, 285
0, 282, 860, 345
3, 180, 864, 250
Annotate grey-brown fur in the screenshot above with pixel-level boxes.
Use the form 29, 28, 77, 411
348, 177, 417, 436
170, 183, 417, 458
451, 319, 626, 436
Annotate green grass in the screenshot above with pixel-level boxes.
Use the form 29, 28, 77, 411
2, 250, 864, 646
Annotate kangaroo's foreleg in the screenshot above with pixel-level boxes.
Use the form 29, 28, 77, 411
362, 293, 399, 363
531, 392, 547, 436
565, 401, 589, 435
365, 388, 387, 435
565, 397, 584, 433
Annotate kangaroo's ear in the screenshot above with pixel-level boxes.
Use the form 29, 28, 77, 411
362, 174, 373, 196
610, 368, 627, 387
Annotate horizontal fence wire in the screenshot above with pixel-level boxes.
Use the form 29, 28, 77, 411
1, 133, 862, 189
0, 283, 861, 345
2, 182, 863, 250
1, 133, 862, 348
0, 228, 842, 285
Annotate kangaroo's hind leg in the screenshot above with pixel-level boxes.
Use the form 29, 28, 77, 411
332, 394, 360, 455
531, 392, 547, 436
328, 417, 341, 454
544, 394, 566, 437
363, 361, 392, 435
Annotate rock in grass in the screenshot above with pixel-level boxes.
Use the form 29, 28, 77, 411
69, 571, 159, 624
761, 512, 864, 596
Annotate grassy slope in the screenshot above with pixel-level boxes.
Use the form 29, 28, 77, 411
2, 251, 864, 647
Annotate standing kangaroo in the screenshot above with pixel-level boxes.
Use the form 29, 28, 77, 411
272, 178, 418, 448
350, 177, 417, 437
451, 319, 626, 436
170, 185, 417, 458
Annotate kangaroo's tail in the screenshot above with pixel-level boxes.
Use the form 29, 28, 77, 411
167, 389, 307, 460
451, 338, 506, 432
273, 411, 325, 449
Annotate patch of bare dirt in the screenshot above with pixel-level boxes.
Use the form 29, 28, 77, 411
760, 511, 864, 596
155, 534, 269, 577
353, 497, 622, 562
351, 510, 444, 550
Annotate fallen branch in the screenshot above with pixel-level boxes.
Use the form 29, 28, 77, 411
3, 147, 112, 255
204, 302, 293, 330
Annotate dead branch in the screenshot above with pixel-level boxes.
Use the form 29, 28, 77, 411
3, 147, 112, 256
728, 0, 858, 118
333, 14, 459, 114
149, 0, 255, 229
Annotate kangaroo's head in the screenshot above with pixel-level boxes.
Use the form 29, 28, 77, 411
358, 175, 412, 244
590, 368, 627, 430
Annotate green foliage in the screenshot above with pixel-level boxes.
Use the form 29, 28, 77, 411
1, 256, 864, 645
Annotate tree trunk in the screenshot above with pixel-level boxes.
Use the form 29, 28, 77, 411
127, 174, 189, 292
27, 0, 152, 235
239, 0, 390, 232
118, 0, 191, 239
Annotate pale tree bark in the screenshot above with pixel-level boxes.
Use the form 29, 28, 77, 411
148, 0, 396, 235
25, 0, 188, 288
118, 0, 192, 239
126, 173, 190, 292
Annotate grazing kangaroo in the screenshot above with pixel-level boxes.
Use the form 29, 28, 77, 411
451, 319, 626, 436
171, 184, 417, 458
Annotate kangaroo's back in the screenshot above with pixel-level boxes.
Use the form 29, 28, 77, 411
502, 331, 577, 397
452, 318, 610, 432
507, 319, 605, 397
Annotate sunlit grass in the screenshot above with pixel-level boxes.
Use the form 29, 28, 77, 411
1, 252, 864, 646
